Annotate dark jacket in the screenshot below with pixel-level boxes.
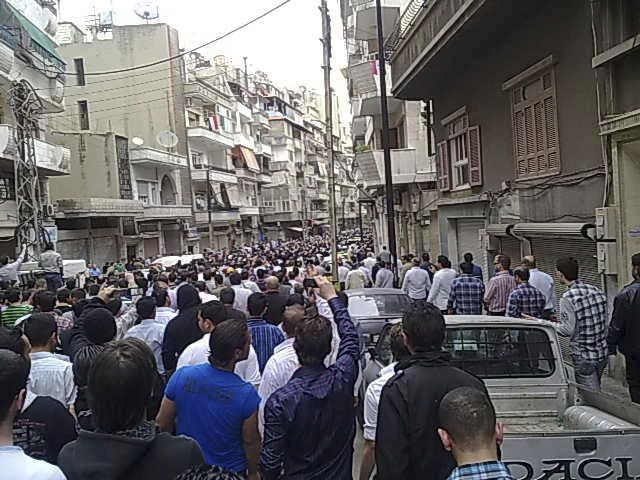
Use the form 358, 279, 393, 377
375, 350, 487, 480
263, 290, 288, 326
608, 280, 640, 359
59, 425, 204, 480
162, 285, 202, 372
64, 298, 118, 360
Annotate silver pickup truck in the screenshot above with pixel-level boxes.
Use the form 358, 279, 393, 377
365, 316, 640, 480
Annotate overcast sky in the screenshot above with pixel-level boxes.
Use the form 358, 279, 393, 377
59, 0, 351, 121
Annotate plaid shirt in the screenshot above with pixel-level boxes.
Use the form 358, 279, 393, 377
507, 283, 546, 319
448, 461, 515, 480
559, 280, 608, 361
447, 275, 485, 315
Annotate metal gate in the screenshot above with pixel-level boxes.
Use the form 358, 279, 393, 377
456, 219, 485, 277
499, 237, 522, 266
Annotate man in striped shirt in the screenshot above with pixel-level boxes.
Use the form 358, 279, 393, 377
484, 256, 516, 316
246, 292, 285, 373
1, 289, 33, 328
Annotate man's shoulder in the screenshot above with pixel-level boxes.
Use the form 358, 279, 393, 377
5, 449, 66, 479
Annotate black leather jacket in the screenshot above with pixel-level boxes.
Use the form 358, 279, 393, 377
608, 280, 640, 359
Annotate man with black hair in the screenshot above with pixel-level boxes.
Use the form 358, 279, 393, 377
375, 304, 487, 480
56, 289, 73, 314
556, 257, 608, 391
462, 253, 483, 282
59, 339, 204, 479
220, 287, 247, 321
230, 272, 252, 315
484, 255, 516, 317
247, 292, 285, 373
506, 267, 546, 319
23, 313, 76, 408
0, 327, 77, 465
260, 276, 358, 480
157, 320, 261, 479
438, 387, 512, 480
153, 288, 177, 325
162, 284, 203, 373
447, 263, 485, 315
360, 324, 411, 480
1, 288, 32, 328
0, 348, 66, 479
428, 256, 457, 313
177, 301, 261, 387
608, 253, 640, 402
17, 290, 72, 334
402, 258, 431, 302
125, 296, 166, 374
263, 276, 288, 326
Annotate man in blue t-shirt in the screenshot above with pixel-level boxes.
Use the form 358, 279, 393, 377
157, 319, 261, 479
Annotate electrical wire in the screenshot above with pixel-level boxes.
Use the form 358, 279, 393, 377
42, 0, 295, 77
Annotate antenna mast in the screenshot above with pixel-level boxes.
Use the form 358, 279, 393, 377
10, 80, 44, 259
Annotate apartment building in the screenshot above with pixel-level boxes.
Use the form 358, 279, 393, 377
386, 0, 634, 294
0, 0, 71, 257
341, 0, 438, 258
48, 23, 192, 263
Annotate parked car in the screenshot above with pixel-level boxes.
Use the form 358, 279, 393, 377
361, 315, 640, 477
345, 288, 410, 349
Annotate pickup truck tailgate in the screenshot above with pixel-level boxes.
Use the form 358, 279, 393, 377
502, 431, 640, 479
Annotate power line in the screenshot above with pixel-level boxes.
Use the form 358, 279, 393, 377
44, 0, 295, 77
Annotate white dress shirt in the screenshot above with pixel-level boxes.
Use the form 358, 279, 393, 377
0, 446, 66, 480
427, 268, 458, 310
177, 333, 261, 387
155, 307, 177, 326
125, 319, 167, 374
529, 268, 556, 311
199, 292, 219, 304
401, 266, 432, 300
363, 362, 396, 441
231, 285, 253, 314
29, 351, 76, 408
258, 338, 298, 404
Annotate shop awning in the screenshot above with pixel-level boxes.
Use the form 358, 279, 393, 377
486, 224, 514, 237
235, 146, 260, 172
225, 184, 242, 208
511, 223, 596, 239
6, 3, 65, 66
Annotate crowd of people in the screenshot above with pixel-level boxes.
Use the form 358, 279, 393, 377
0, 230, 638, 480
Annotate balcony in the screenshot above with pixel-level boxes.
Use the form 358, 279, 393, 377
235, 102, 253, 121
258, 172, 272, 184
191, 167, 238, 184
388, 0, 533, 99
55, 198, 144, 218
255, 142, 272, 156
0, 124, 70, 176
188, 126, 235, 151
130, 147, 188, 169
355, 148, 436, 188
240, 206, 260, 216
195, 209, 241, 225
234, 132, 255, 150
270, 136, 292, 147
354, 0, 402, 41
252, 110, 271, 128
236, 168, 258, 181
184, 82, 230, 107
140, 205, 192, 221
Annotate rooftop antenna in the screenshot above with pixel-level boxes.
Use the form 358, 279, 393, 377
134, 1, 160, 24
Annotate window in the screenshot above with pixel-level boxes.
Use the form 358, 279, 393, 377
0, 175, 15, 200
188, 112, 201, 128
281, 200, 291, 211
288, 151, 295, 162
191, 152, 204, 168
423, 100, 436, 157
509, 66, 560, 179
262, 199, 274, 208
136, 181, 158, 205
436, 110, 482, 191
78, 101, 89, 130
74, 58, 86, 86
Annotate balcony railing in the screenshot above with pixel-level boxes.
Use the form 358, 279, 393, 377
140, 204, 192, 220
130, 147, 188, 169
0, 124, 71, 176
195, 209, 241, 225
188, 126, 235, 150
239, 206, 260, 216
355, 148, 436, 187
191, 167, 238, 184
56, 198, 144, 217
234, 132, 255, 150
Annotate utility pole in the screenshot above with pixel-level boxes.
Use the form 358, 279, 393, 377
375, 0, 398, 279
206, 167, 213, 250
320, 0, 339, 283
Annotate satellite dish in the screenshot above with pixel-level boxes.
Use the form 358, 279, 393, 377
131, 137, 144, 146
134, 1, 160, 22
156, 131, 178, 149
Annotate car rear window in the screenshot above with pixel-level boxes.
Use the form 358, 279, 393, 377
348, 294, 410, 317
444, 327, 556, 379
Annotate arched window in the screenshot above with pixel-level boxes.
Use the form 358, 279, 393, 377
160, 175, 176, 205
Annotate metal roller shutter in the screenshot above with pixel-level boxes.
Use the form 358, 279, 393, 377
456, 219, 486, 279
499, 237, 522, 266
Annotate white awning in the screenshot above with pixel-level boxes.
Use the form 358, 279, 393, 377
512, 223, 596, 239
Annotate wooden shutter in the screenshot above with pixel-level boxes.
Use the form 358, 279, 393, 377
436, 141, 450, 192
468, 125, 482, 186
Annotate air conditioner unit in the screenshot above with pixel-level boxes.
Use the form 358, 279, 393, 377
44, 204, 56, 218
